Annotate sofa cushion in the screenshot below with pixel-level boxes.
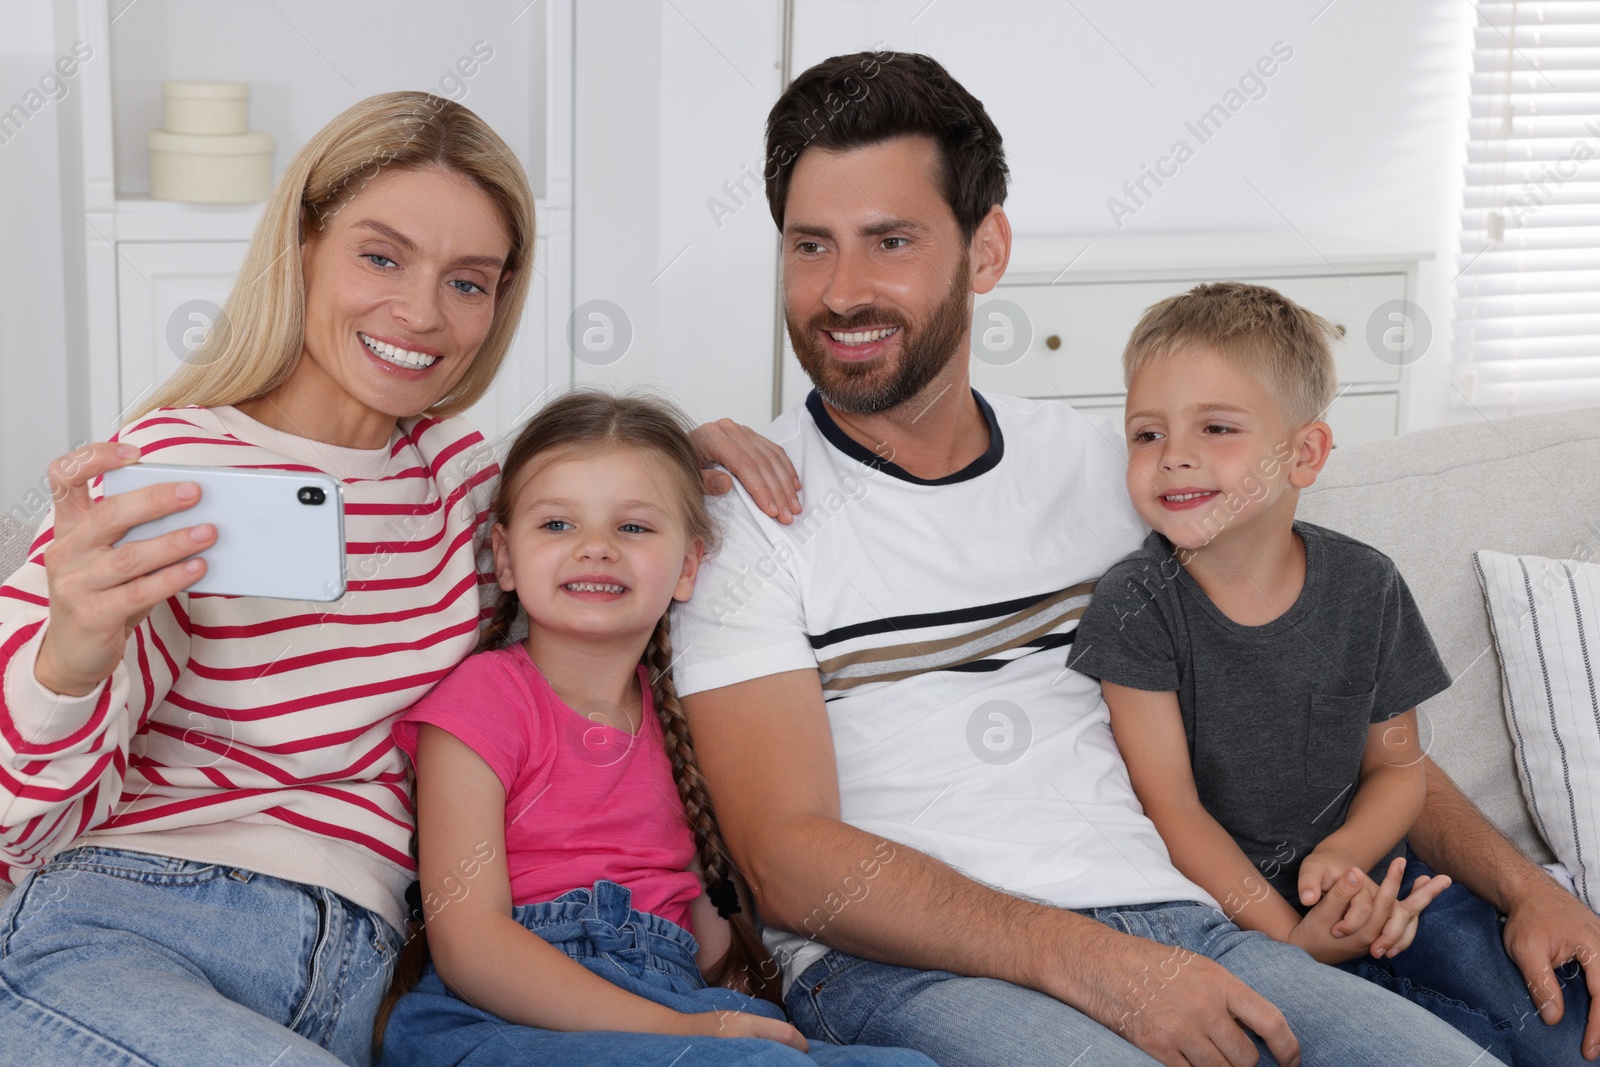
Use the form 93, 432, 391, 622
1474, 549, 1600, 913
1298, 407, 1600, 864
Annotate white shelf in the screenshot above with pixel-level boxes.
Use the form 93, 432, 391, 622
112, 197, 265, 242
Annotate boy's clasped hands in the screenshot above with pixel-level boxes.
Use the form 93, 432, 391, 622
1285, 851, 1450, 965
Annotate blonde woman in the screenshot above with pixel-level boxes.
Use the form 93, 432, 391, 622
0, 92, 795, 1067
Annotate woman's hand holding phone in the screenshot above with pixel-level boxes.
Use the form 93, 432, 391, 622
33, 442, 215, 698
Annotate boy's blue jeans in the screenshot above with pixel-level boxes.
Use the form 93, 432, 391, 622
0, 844, 403, 1066
785, 899, 1508, 1067
1338, 850, 1593, 1066
378, 879, 934, 1066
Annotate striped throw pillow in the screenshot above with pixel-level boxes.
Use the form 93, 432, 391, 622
1475, 549, 1600, 915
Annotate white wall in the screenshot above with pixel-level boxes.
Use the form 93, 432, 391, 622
792, 1, 1468, 238
572, 0, 784, 428
0, 2, 76, 519
574, 0, 1472, 430
0, 0, 1475, 507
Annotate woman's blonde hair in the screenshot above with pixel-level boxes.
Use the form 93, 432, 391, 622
134, 91, 535, 422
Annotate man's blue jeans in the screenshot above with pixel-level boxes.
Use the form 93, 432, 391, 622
0, 844, 404, 1066
379, 879, 935, 1066
1340, 851, 1593, 1066
785, 900, 1507, 1067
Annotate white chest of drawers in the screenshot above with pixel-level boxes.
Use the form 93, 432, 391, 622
971, 232, 1427, 447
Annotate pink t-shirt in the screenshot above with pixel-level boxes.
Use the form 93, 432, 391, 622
392, 643, 701, 933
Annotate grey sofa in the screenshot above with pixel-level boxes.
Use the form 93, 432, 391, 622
1298, 405, 1600, 866
0, 405, 1596, 907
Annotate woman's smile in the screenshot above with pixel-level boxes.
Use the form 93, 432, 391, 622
358, 330, 442, 371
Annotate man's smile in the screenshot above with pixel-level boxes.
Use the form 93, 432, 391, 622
827, 327, 899, 346
821, 325, 902, 363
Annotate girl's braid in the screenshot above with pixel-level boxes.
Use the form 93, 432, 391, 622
645, 613, 782, 1004
473, 591, 521, 655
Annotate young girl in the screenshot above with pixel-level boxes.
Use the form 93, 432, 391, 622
373, 390, 933, 1067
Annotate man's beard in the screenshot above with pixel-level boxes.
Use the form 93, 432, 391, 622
786, 254, 971, 416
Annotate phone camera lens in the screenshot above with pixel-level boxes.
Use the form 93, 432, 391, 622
298, 486, 327, 506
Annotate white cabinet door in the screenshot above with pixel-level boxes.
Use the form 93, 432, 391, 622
1267, 274, 1406, 385
114, 241, 250, 433
971, 272, 1406, 402
1326, 391, 1399, 448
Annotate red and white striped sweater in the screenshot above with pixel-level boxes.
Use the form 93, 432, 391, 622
0, 406, 498, 932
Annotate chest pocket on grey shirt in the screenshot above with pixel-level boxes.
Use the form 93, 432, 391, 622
1305, 690, 1375, 791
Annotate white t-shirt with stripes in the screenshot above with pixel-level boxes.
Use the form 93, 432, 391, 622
673, 389, 1213, 985
0, 406, 497, 932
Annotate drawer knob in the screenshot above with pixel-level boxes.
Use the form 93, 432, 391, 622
1045, 334, 1062, 351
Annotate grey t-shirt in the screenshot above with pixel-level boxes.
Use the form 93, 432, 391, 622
1068, 521, 1452, 905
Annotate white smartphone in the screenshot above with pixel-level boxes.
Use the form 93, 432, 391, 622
101, 463, 346, 602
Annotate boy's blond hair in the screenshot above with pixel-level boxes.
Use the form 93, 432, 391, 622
1122, 282, 1338, 427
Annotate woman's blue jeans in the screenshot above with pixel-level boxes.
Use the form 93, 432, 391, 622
0, 844, 403, 1066
377, 879, 934, 1066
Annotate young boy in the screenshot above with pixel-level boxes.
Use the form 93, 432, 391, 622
1067, 281, 1519, 1057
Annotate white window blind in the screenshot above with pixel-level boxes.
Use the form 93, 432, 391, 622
1457, 0, 1600, 417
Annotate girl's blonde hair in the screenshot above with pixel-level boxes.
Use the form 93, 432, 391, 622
374, 390, 780, 1058
134, 91, 535, 423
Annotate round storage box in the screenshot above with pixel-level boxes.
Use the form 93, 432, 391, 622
162, 81, 249, 136
148, 129, 275, 203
